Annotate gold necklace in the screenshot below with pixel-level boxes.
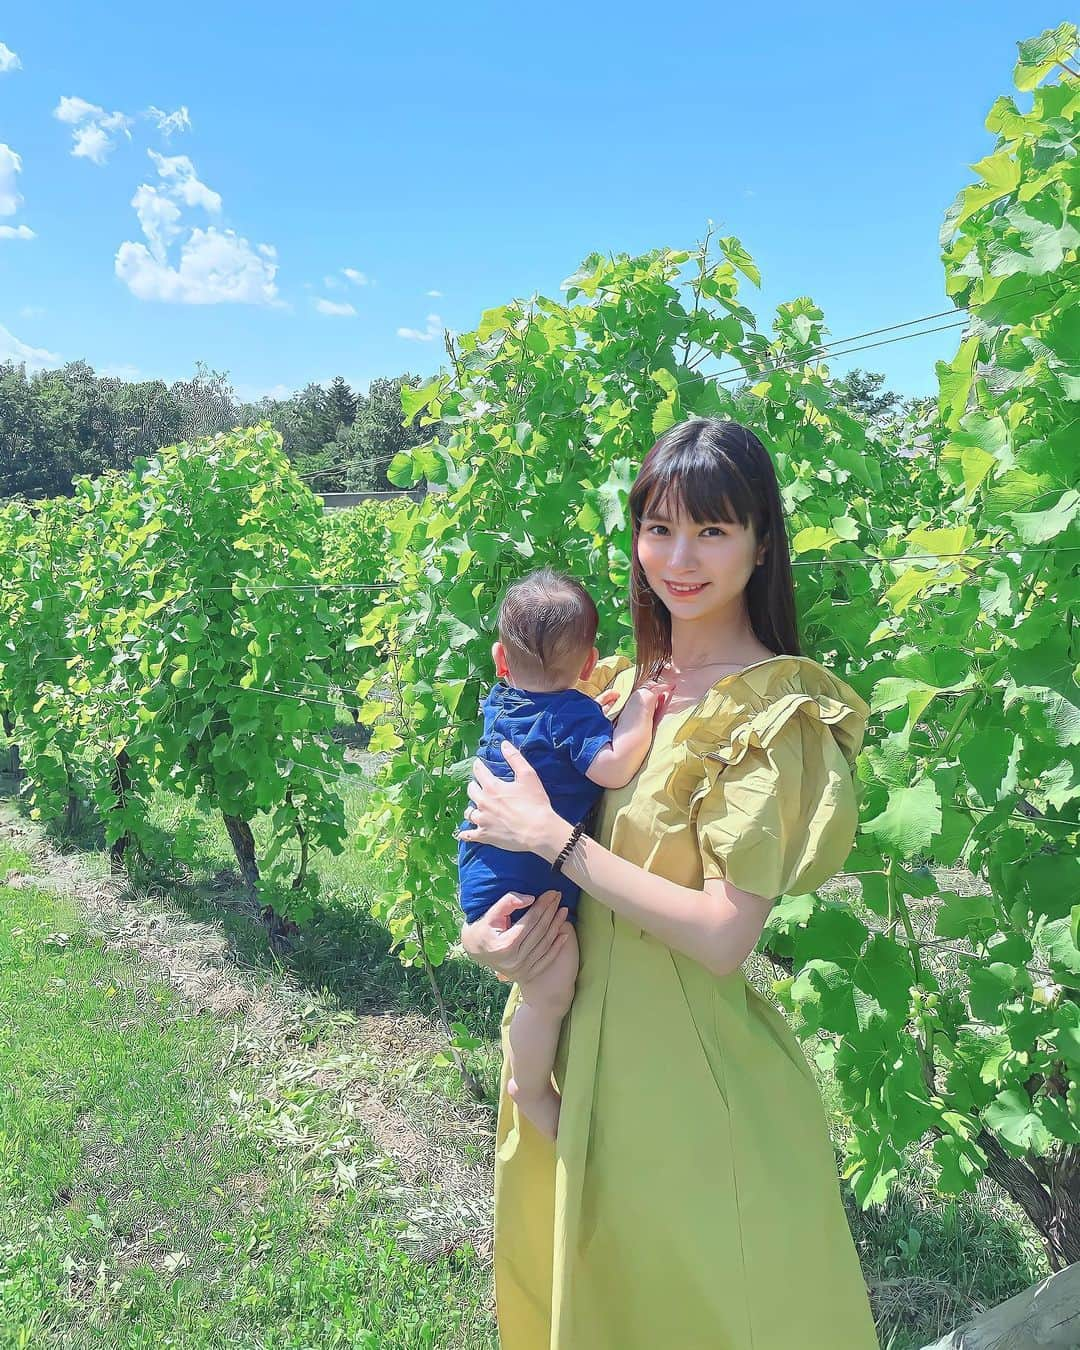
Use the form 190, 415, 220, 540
662, 659, 748, 675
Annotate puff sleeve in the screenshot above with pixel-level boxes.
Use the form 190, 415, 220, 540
694, 689, 868, 903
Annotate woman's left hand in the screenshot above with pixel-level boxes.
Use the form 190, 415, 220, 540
454, 741, 560, 855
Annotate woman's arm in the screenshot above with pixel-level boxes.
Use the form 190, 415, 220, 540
532, 813, 769, 978
457, 740, 770, 979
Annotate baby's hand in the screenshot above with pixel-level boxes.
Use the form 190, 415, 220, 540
621, 678, 675, 731
595, 688, 621, 717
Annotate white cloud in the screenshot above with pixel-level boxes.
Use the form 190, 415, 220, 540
0, 144, 24, 216
0, 144, 33, 237
19, 305, 45, 318
98, 363, 141, 380
315, 267, 373, 295
117, 226, 279, 304
0, 323, 59, 370
54, 96, 134, 164
315, 298, 356, 317
130, 184, 184, 260
53, 96, 101, 124
0, 43, 21, 73
397, 313, 443, 342
426, 289, 443, 297
116, 150, 278, 305
148, 151, 221, 211
145, 105, 191, 138
71, 124, 113, 165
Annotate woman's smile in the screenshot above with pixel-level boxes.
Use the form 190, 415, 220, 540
663, 580, 710, 598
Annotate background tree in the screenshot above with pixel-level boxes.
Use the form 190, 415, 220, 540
344, 374, 443, 492
836, 367, 905, 421
325, 375, 358, 432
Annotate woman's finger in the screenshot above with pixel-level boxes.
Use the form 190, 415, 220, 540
471, 756, 500, 788
486, 890, 534, 930
495, 894, 557, 969
499, 741, 536, 778
518, 925, 572, 983
501, 889, 565, 967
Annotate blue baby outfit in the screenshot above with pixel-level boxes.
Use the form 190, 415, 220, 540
458, 680, 615, 927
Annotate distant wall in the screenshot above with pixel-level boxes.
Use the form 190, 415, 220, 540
318, 490, 425, 511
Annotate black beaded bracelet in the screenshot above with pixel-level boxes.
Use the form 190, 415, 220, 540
552, 819, 586, 875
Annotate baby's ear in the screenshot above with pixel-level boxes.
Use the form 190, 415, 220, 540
579, 646, 599, 680
492, 639, 509, 678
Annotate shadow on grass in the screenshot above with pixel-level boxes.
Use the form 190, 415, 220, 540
0, 772, 180, 874
0, 762, 508, 1077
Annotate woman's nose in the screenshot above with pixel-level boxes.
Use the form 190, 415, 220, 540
670, 535, 697, 567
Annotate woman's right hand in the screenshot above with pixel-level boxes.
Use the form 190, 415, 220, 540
460, 889, 571, 985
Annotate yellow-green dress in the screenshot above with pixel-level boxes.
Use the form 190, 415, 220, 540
492, 654, 880, 1350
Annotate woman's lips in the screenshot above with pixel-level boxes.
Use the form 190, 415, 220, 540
664, 581, 709, 597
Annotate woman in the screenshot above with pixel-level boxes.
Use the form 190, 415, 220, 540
457, 419, 880, 1349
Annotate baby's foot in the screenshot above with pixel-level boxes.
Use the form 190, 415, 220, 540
508, 1077, 561, 1141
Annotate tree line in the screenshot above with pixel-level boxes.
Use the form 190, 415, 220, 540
0, 360, 443, 501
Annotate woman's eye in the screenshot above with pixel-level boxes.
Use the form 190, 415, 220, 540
646, 525, 724, 536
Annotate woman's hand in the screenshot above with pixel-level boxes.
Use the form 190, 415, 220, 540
460, 889, 572, 984
454, 741, 562, 855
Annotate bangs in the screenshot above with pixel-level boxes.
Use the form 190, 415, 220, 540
632, 439, 754, 529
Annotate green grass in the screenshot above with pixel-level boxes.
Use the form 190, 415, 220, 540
0, 727, 1057, 1348
0, 836, 497, 1349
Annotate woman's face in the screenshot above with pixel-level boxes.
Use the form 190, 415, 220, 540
635, 493, 766, 620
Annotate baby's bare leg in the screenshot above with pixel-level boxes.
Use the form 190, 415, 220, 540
507, 924, 580, 1141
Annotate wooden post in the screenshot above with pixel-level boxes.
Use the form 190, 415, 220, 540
919, 1261, 1080, 1349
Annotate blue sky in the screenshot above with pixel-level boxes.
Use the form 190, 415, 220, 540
0, 3, 1066, 400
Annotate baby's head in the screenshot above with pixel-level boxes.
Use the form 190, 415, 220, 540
494, 566, 599, 693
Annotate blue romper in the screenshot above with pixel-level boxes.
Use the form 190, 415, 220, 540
458, 680, 615, 927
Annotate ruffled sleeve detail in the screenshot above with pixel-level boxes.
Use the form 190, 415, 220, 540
674, 658, 869, 903
573, 652, 634, 701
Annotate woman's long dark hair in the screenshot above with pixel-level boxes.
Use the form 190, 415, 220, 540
627, 419, 801, 685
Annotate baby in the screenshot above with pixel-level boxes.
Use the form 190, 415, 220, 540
457, 565, 667, 1140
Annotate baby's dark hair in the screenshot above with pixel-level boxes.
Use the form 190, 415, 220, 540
498, 566, 598, 689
